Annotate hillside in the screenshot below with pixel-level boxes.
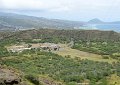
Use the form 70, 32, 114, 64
0, 29, 120, 85
11, 29, 120, 42
88, 18, 104, 24
0, 12, 120, 31
0, 12, 85, 31
0, 29, 120, 44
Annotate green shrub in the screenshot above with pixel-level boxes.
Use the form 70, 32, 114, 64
25, 75, 40, 85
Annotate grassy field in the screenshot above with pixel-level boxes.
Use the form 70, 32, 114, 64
53, 44, 117, 63
53, 44, 120, 85
1, 43, 120, 85
107, 74, 120, 85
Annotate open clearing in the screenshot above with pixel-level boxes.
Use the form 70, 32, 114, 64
53, 44, 120, 84
2, 43, 120, 85
107, 74, 120, 85
53, 44, 117, 63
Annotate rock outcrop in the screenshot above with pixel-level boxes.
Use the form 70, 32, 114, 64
0, 66, 22, 85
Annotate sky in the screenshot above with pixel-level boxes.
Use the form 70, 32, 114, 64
0, 0, 120, 22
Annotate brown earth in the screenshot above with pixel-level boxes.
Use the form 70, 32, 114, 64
0, 66, 24, 85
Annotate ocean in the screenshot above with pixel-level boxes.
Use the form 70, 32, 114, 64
96, 24, 120, 32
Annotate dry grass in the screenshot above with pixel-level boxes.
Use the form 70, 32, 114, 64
107, 74, 120, 85
53, 44, 117, 63
53, 44, 120, 84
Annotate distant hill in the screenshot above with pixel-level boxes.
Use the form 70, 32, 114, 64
0, 29, 120, 42
0, 12, 85, 31
88, 18, 120, 24
0, 12, 120, 31
88, 18, 104, 24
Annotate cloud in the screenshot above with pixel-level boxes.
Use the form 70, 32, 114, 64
0, 0, 71, 11
0, 0, 45, 10
0, 0, 120, 21
0, 0, 119, 12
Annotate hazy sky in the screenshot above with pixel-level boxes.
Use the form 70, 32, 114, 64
0, 0, 120, 21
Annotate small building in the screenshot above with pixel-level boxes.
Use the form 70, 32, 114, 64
7, 43, 61, 52
40, 43, 60, 51
49, 44, 60, 51
31, 43, 60, 51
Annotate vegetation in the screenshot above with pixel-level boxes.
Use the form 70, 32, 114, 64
73, 41, 120, 60
1, 49, 118, 85
0, 29, 120, 85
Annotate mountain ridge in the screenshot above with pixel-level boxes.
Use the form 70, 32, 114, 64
88, 18, 104, 24
0, 12, 120, 31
